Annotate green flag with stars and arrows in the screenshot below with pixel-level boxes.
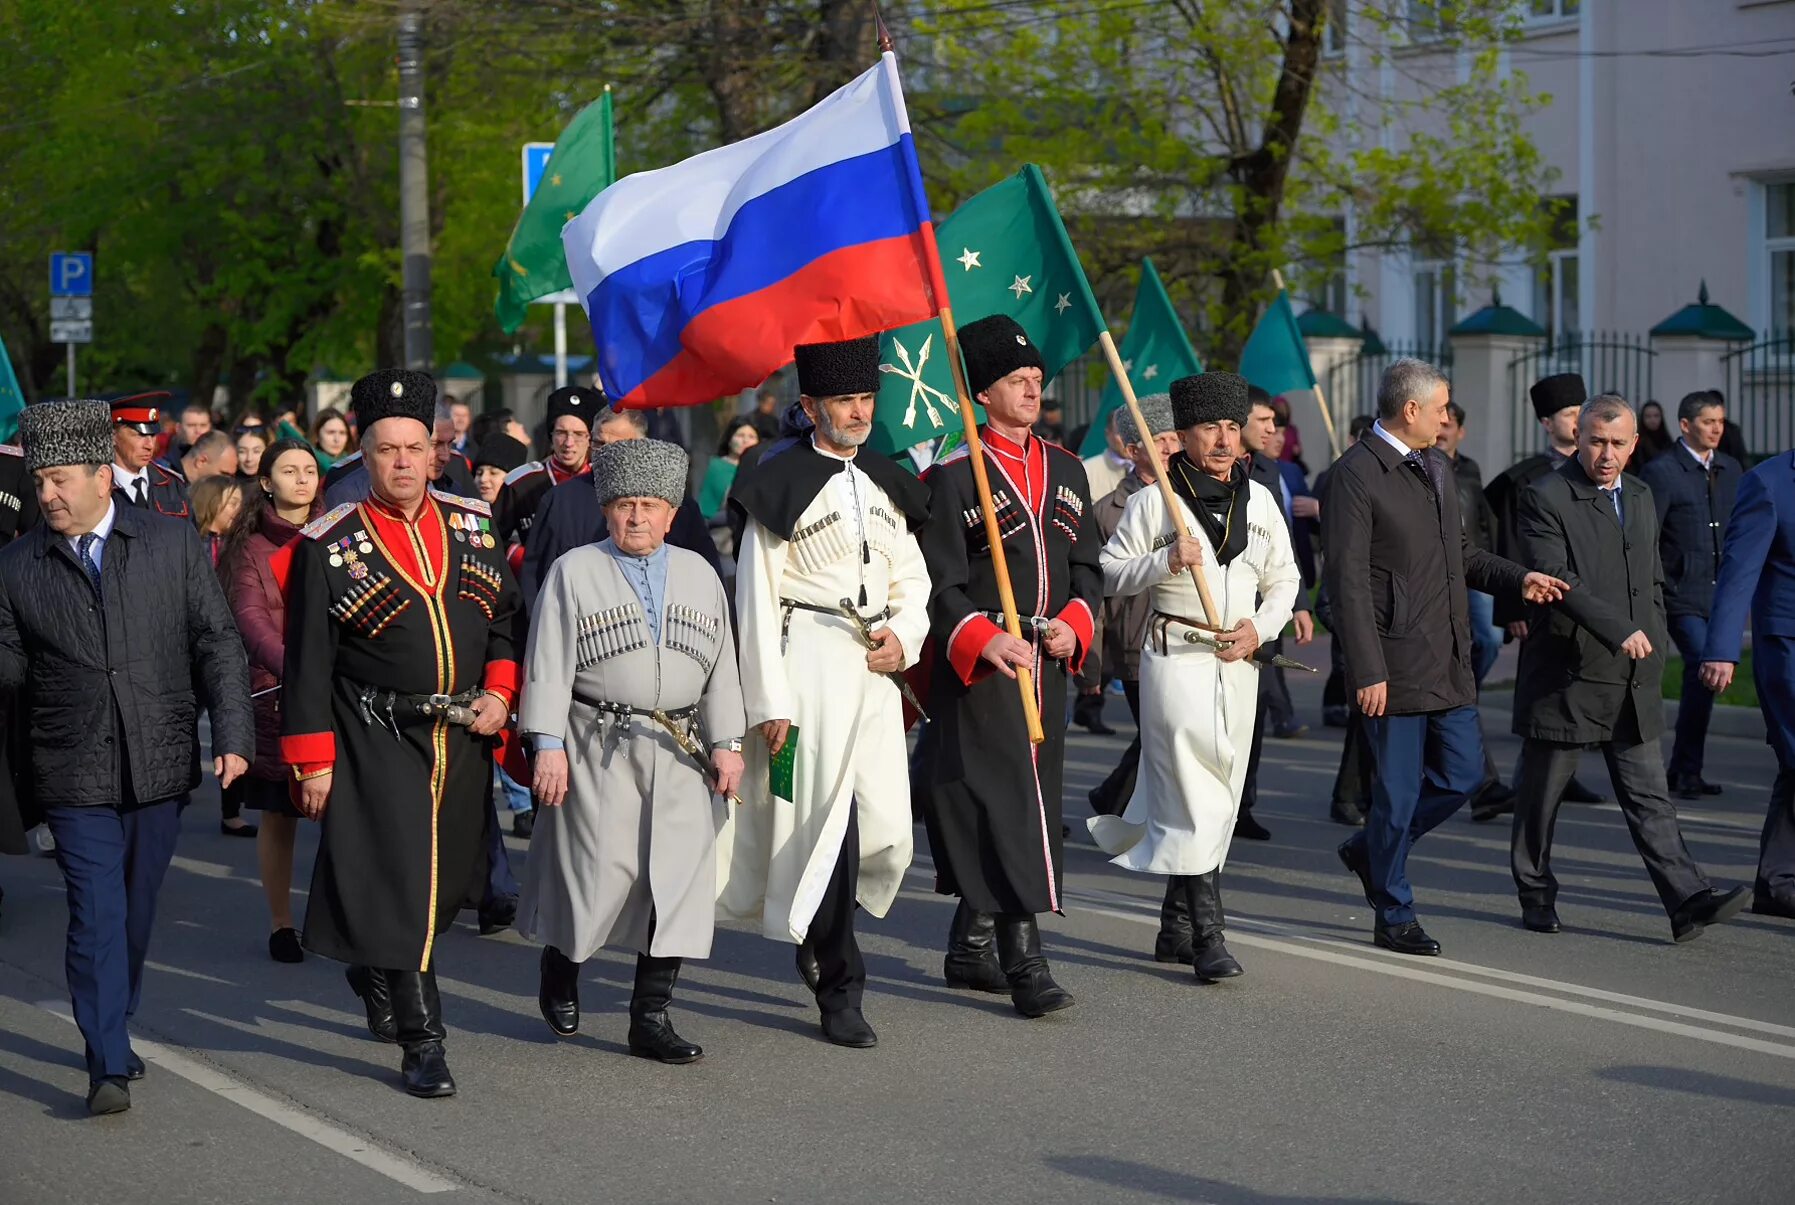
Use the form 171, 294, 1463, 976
870, 164, 1105, 456
1077, 258, 1203, 457
492, 89, 616, 334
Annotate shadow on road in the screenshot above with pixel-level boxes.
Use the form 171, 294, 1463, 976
1597, 1064, 1795, 1108
1042, 1154, 1429, 1204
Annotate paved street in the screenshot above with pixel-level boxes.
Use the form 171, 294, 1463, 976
2, 651, 1792, 1205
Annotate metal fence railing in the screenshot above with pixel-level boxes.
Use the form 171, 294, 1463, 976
1507, 332, 1656, 455
1323, 342, 1455, 431
1721, 334, 1794, 463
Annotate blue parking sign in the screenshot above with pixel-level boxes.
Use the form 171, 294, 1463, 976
50, 252, 93, 297
521, 142, 555, 206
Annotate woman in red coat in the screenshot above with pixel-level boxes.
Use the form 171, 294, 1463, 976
217, 438, 321, 963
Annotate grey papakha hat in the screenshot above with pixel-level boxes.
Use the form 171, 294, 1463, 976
591, 437, 688, 507
20, 399, 114, 473
1115, 393, 1177, 447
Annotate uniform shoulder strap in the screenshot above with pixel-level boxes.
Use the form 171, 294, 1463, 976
431, 485, 490, 516
301, 502, 359, 540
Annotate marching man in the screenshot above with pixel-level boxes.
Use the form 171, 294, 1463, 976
1089, 372, 1300, 982
721, 334, 932, 1049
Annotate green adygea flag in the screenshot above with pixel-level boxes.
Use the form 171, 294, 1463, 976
870, 165, 1105, 455
492, 90, 616, 334
1078, 258, 1202, 456
0, 332, 24, 442
1238, 288, 1318, 398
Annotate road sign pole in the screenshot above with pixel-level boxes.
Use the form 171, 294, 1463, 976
66, 343, 76, 397
554, 303, 569, 388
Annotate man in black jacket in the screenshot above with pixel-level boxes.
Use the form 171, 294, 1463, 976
0, 400, 252, 1115
1510, 394, 1747, 941
1325, 360, 1565, 955
1640, 391, 1742, 799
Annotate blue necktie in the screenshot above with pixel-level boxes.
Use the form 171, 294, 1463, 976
77, 532, 103, 601
1606, 487, 1623, 526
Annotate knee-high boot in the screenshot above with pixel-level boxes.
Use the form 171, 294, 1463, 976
1185, 872, 1244, 984
994, 913, 1076, 1018
388, 966, 455, 1097
345, 965, 397, 1043
538, 946, 580, 1036
628, 954, 703, 1064
943, 900, 1007, 992
1155, 878, 1194, 963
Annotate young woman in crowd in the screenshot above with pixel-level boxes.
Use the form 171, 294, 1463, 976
698, 416, 760, 520
191, 476, 245, 566
216, 438, 323, 962
310, 407, 352, 472
235, 423, 271, 478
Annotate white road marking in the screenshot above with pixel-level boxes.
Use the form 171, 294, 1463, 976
36, 1001, 459, 1194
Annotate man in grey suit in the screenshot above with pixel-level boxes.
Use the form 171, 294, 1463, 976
1510, 394, 1748, 942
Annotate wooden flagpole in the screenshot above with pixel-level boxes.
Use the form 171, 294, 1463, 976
1095, 330, 1221, 629
1270, 268, 1341, 460
877, 10, 1044, 744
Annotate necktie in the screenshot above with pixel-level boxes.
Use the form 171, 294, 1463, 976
133, 478, 147, 506
1404, 449, 1444, 500
77, 532, 103, 601
1606, 486, 1623, 526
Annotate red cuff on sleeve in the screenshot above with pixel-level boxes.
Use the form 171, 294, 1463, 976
280, 731, 335, 767
506, 542, 525, 576
1056, 598, 1096, 676
946, 614, 1003, 687
483, 659, 520, 702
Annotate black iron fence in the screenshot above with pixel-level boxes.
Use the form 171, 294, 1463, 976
1507, 332, 1656, 455
1323, 342, 1454, 430
1721, 334, 1794, 463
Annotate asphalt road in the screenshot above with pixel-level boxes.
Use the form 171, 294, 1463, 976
2, 651, 1792, 1205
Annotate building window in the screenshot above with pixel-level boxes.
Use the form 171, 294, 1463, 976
1414, 257, 1458, 350
1323, 0, 1348, 55
1531, 196, 1579, 337
1769, 181, 1795, 337
1525, 0, 1580, 21
1406, 0, 1457, 40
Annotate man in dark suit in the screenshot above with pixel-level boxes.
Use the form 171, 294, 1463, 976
0, 400, 252, 1114
1640, 391, 1742, 799
1700, 448, 1795, 919
1324, 359, 1566, 955
1510, 395, 1748, 941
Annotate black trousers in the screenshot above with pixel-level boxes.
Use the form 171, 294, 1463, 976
1331, 707, 1374, 808
1759, 767, 1795, 903
808, 801, 864, 1015
1261, 638, 1294, 730
1511, 716, 1709, 915
1089, 680, 1142, 817
1240, 692, 1269, 813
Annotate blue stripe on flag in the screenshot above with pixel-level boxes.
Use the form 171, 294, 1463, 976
587, 135, 928, 400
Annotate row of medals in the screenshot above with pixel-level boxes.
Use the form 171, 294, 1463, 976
448, 510, 497, 549
329, 532, 376, 581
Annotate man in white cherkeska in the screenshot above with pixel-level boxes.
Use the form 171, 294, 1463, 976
721, 333, 932, 1049
1089, 371, 1300, 984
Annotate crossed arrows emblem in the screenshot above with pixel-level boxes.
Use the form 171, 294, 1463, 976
880, 333, 956, 431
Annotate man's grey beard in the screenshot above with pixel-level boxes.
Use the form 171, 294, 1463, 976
816, 407, 870, 449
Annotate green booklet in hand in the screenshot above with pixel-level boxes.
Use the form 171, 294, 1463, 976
769, 727, 799, 801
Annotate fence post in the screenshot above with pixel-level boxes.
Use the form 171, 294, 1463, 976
1294, 334, 1362, 455
1649, 285, 1755, 411
1448, 298, 1546, 482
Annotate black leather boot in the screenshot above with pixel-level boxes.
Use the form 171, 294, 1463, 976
994, 913, 1075, 1018
389, 967, 455, 1098
628, 955, 703, 1064
943, 900, 1008, 992
538, 946, 580, 1037
1186, 872, 1244, 984
795, 940, 821, 994
1155, 878, 1194, 963
346, 965, 397, 1044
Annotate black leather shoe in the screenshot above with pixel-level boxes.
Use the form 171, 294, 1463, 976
1561, 775, 1608, 805
538, 946, 580, 1037
1336, 839, 1374, 906
628, 1017, 703, 1064
1752, 890, 1795, 919
1322, 704, 1350, 728
125, 1051, 146, 1081
1469, 781, 1516, 823
1328, 800, 1367, 827
478, 895, 518, 936
511, 809, 535, 839
400, 1041, 457, 1098
943, 902, 1008, 992
1073, 694, 1116, 735
1234, 812, 1272, 841
1670, 775, 1724, 800
1373, 920, 1441, 956
1193, 937, 1244, 983
796, 942, 821, 994
86, 1077, 130, 1115
820, 1008, 878, 1048
1272, 723, 1309, 740
1521, 904, 1561, 934
346, 966, 398, 1043
1671, 885, 1750, 943
268, 927, 304, 963
995, 914, 1075, 1018
220, 820, 258, 838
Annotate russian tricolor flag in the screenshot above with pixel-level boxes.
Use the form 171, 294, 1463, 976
562, 52, 948, 409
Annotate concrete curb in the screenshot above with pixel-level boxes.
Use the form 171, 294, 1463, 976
1480, 689, 1767, 742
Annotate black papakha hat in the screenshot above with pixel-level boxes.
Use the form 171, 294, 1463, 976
793, 335, 881, 399
1170, 371, 1250, 429
473, 433, 529, 475
1530, 372, 1587, 421
350, 369, 436, 435
546, 385, 601, 430
957, 314, 1045, 397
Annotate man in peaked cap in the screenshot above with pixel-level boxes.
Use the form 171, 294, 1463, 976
0, 400, 251, 1114
1483, 371, 1609, 806
520, 437, 745, 1063
1090, 371, 1302, 983
110, 391, 192, 518
915, 313, 1103, 1018
720, 334, 932, 1048
277, 368, 524, 1099
495, 384, 599, 549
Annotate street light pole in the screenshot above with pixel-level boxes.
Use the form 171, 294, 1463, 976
397, 3, 434, 373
